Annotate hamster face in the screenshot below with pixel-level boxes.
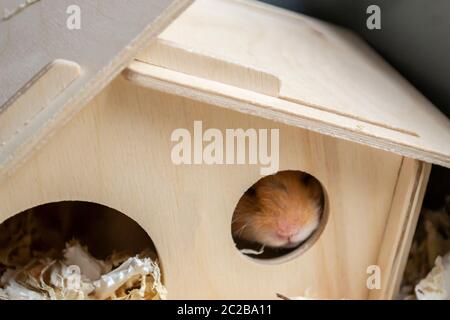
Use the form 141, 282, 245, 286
232, 171, 323, 249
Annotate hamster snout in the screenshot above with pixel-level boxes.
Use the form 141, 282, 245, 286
232, 171, 323, 249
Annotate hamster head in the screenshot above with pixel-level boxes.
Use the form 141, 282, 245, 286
232, 171, 323, 249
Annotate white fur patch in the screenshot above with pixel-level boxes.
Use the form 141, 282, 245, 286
291, 217, 320, 244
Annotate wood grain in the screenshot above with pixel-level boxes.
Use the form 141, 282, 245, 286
0, 59, 80, 167
370, 159, 431, 299
0, 0, 193, 180
0, 77, 424, 299
135, 0, 450, 168
0, 0, 432, 299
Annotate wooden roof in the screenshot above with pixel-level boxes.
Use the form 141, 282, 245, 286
0, 0, 192, 179
127, 0, 450, 168
1, 0, 449, 182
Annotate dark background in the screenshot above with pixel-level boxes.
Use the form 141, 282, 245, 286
259, 0, 450, 209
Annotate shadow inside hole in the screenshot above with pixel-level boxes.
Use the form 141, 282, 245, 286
232, 170, 326, 261
0, 201, 159, 268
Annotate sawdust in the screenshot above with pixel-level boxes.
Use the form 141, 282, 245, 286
0, 241, 166, 300
398, 197, 450, 299
0, 204, 165, 300
0, 240, 165, 300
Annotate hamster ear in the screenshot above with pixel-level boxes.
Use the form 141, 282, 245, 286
245, 185, 257, 197
301, 173, 324, 204
300, 172, 314, 186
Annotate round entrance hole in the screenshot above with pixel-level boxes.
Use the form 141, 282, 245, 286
231, 170, 328, 263
0, 201, 164, 300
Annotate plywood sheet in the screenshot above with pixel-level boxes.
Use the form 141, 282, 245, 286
135, 0, 450, 168
0, 0, 193, 178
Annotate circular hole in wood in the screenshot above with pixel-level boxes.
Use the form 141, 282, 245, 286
231, 170, 328, 263
0, 201, 164, 300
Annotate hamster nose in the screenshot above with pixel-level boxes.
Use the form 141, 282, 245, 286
276, 219, 298, 238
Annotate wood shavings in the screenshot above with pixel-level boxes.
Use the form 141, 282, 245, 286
276, 288, 330, 300
399, 197, 450, 299
276, 293, 316, 300
239, 245, 265, 255
1, 278, 46, 300
93, 256, 166, 300
63, 241, 107, 281
415, 252, 450, 300
0, 209, 65, 268
0, 288, 7, 299
0, 241, 166, 300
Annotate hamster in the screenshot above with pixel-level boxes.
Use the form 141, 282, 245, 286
232, 170, 324, 249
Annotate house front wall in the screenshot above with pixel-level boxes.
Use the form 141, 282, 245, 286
0, 77, 408, 299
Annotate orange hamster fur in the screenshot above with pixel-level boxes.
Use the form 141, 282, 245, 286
232, 170, 324, 249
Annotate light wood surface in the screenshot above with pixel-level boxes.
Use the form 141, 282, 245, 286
370, 159, 431, 299
0, 59, 80, 172
0, 77, 425, 299
134, 0, 450, 168
0, 0, 193, 180
0, 0, 434, 299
